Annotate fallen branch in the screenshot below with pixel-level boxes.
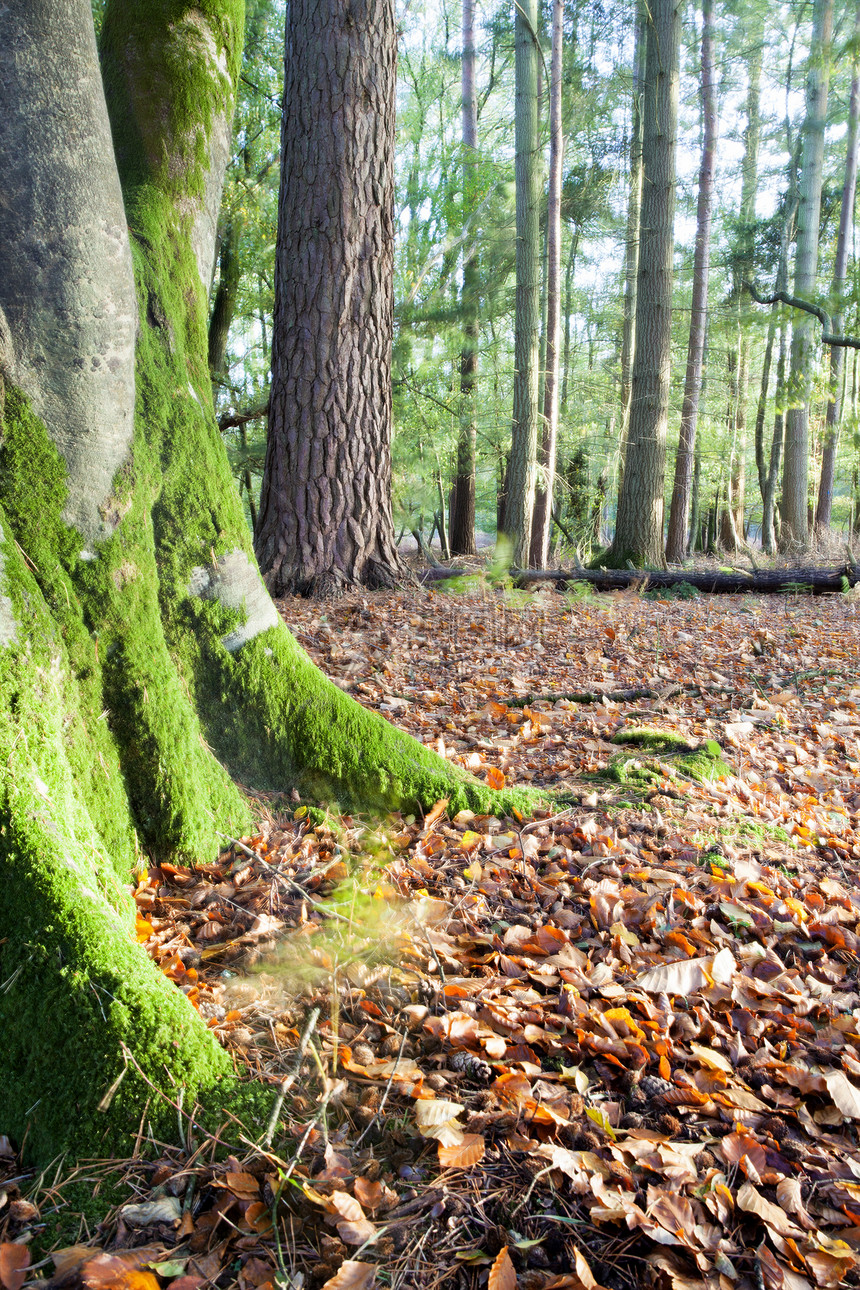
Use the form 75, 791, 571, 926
421, 562, 859, 595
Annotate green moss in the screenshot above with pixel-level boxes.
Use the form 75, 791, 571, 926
611, 726, 694, 754
601, 730, 728, 790
100, 0, 245, 205
0, 521, 243, 1160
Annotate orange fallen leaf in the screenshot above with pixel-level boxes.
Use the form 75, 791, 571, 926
486, 766, 506, 790
438, 1133, 485, 1168
319, 1263, 377, 1290
0, 1245, 29, 1290
488, 1247, 517, 1290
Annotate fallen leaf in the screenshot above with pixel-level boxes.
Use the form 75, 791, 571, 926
0, 1245, 29, 1290
488, 1247, 517, 1290
438, 1134, 485, 1168
319, 1263, 377, 1290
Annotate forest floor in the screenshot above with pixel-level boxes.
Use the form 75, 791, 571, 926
3, 577, 860, 1290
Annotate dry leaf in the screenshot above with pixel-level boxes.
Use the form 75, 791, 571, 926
488, 1247, 517, 1290
0, 1245, 29, 1290
319, 1262, 377, 1290
736, 1182, 804, 1238
438, 1134, 485, 1168
823, 1070, 860, 1119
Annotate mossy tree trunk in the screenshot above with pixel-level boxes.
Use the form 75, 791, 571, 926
0, 0, 524, 1164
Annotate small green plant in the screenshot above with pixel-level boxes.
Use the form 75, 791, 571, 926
643, 580, 700, 600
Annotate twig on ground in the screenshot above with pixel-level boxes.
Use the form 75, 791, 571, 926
264, 1006, 321, 1149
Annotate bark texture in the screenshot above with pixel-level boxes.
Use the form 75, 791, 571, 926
606, 0, 679, 568
782, 0, 833, 545
504, 0, 542, 566
815, 0, 860, 532
253, 0, 402, 597
665, 0, 716, 565
529, 0, 564, 570
449, 0, 479, 558
0, 0, 136, 546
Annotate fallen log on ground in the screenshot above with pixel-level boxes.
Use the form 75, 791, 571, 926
420, 562, 860, 595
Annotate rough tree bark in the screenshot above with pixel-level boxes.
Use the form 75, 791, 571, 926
782, 0, 833, 545
0, 0, 526, 1163
618, 3, 646, 462
665, 0, 717, 565
449, 0, 479, 557
503, 0, 542, 566
604, 0, 680, 568
253, 0, 403, 596
529, 0, 564, 570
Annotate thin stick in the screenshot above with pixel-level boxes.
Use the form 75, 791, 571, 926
353, 1030, 408, 1149
264, 1006, 321, 1149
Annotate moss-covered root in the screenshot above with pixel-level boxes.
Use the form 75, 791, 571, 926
609, 726, 729, 785
201, 612, 544, 817
0, 519, 247, 1160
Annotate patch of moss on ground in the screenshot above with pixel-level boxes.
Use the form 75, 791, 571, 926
600, 728, 729, 792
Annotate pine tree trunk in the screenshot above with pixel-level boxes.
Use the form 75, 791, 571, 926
253, 0, 403, 596
815, 0, 860, 532
529, 0, 564, 569
0, 0, 527, 1164
504, 0, 542, 565
208, 215, 243, 392
450, 0, 479, 557
665, 0, 716, 565
606, 0, 680, 568
618, 3, 646, 464
782, 0, 833, 545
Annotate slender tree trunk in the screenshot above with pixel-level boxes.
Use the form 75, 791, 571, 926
529, 0, 564, 568
504, 0, 542, 564
208, 215, 243, 393
782, 0, 833, 545
665, 0, 716, 565
450, 0, 479, 556
815, 0, 860, 532
729, 40, 762, 543
764, 319, 790, 552
560, 230, 577, 412
254, 0, 403, 596
619, 2, 646, 463
606, 0, 680, 568
689, 446, 702, 553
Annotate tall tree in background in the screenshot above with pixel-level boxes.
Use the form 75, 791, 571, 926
781, 0, 833, 545
618, 3, 646, 460
529, 0, 564, 568
503, 0, 542, 565
815, 0, 860, 533
720, 33, 762, 551
665, 0, 717, 564
605, 0, 680, 567
254, 0, 403, 596
450, 0, 479, 556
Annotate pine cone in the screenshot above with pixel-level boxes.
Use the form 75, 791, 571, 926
450, 1050, 493, 1082
638, 1074, 673, 1099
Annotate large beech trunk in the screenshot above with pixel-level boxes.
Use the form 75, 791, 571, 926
253, 0, 403, 597
0, 0, 522, 1163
